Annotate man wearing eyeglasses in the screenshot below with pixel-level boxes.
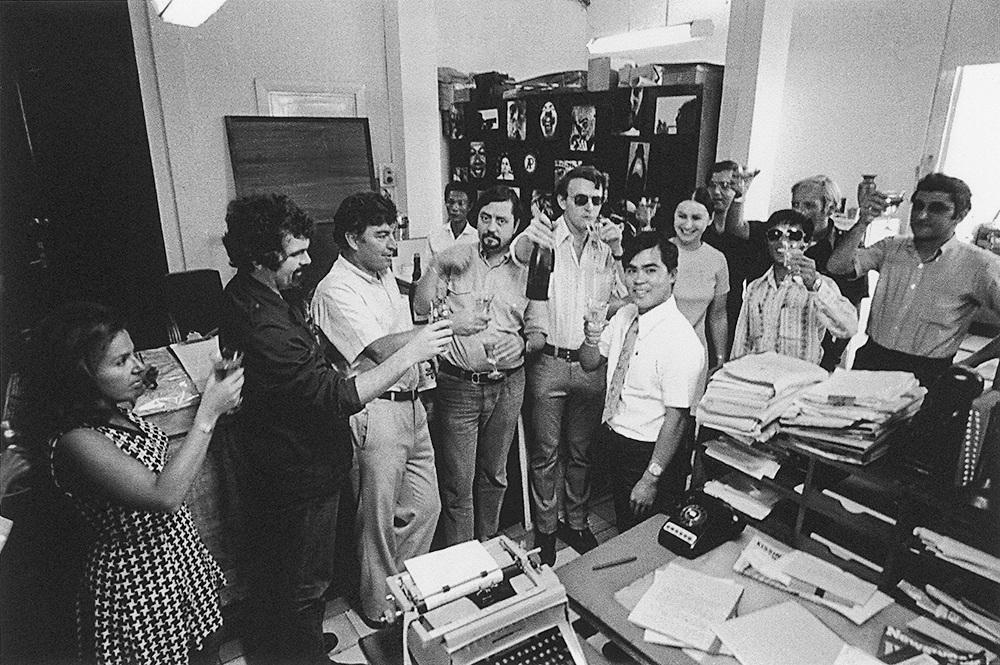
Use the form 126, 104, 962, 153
828, 172, 1000, 386
513, 165, 626, 566
732, 209, 857, 364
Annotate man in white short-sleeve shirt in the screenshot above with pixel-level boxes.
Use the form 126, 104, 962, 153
581, 231, 704, 532
427, 182, 479, 261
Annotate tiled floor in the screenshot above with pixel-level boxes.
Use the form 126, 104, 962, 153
219, 492, 621, 664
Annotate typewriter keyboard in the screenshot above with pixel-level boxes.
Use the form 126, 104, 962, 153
476, 625, 574, 665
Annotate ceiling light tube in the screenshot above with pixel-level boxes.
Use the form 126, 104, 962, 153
587, 19, 714, 55
150, 0, 228, 27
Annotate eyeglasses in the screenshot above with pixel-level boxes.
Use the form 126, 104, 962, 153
707, 180, 734, 191
572, 194, 604, 207
911, 199, 954, 215
766, 227, 806, 242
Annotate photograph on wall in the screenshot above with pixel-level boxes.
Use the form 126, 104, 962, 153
524, 153, 537, 175
569, 105, 597, 152
478, 108, 499, 131
625, 142, 648, 203
654, 95, 698, 135
451, 166, 469, 182
469, 141, 487, 180
497, 152, 515, 181
539, 100, 558, 140
531, 189, 555, 220
448, 104, 465, 140
507, 100, 526, 141
619, 87, 644, 136
554, 159, 582, 190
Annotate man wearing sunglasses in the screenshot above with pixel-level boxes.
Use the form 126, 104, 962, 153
828, 172, 1000, 386
732, 209, 857, 364
513, 165, 626, 566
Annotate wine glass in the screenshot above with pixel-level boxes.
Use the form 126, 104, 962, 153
883, 190, 906, 215
214, 346, 244, 413
482, 333, 504, 380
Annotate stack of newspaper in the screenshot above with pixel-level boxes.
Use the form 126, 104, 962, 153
779, 370, 926, 464
696, 352, 829, 444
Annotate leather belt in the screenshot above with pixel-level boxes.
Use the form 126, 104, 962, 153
438, 359, 520, 385
378, 390, 419, 402
542, 343, 580, 362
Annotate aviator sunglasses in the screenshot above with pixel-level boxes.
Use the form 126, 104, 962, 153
572, 194, 605, 207
766, 227, 807, 243
911, 199, 954, 215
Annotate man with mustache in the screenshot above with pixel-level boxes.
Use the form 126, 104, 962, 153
220, 194, 451, 662
310, 191, 454, 628
414, 186, 545, 546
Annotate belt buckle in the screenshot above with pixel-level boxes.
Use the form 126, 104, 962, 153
470, 372, 485, 385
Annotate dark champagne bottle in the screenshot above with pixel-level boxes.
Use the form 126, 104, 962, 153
526, 244, 553, 301
410, 253, 425, 323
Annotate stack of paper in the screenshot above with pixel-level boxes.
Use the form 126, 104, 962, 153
704, 473, 784, 520
733, 535, 893, 625
703, 437, 782, 480
914, 527, 1000, 584
626, 563, 744, 654
779, 370, 926, 464
697, 352, 829, 443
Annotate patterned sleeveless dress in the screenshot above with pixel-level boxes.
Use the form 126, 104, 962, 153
50, 409, 224, 664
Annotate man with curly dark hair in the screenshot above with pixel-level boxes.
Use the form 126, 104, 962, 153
220, 193, 451, 662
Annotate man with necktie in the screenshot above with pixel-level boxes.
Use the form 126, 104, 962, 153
580, 231, 705, 532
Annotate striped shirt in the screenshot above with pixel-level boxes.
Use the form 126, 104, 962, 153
732, 267, 857, 365
541, 215, 627, 349
856, 236, 1000, 359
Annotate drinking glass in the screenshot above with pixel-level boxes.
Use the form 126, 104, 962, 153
482, 334, 504, 380
883, 190, 906, 215
214, 346, 244, 413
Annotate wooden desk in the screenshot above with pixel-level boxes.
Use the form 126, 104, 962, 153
556, 515, 915, 665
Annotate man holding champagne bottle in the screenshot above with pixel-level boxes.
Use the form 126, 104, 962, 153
512, 165, 626, 565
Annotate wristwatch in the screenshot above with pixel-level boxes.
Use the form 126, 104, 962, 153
646, 461, 663, 478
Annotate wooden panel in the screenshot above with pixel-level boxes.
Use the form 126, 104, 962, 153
225, 116, 377, 225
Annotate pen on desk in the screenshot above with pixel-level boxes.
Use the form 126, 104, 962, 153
593, 555, 638, 571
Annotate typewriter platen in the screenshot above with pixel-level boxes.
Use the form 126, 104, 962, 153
386, 536, 588, 665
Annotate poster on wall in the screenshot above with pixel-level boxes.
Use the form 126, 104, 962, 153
507, 100, 526, 141
654, 95, 698, 135
451, 166, 469, 182
625, 142, 648, 203
539, 100, 558, 140
448, 105, 465, 139
569, 105, 596, 152
554, 159, 583, 190
524, 153, 537, 175
619, 87, 644, 136
479, 108, 499, 131
497, 152, 515, 180
532, 189, 555, 219
470, 141, 487, 180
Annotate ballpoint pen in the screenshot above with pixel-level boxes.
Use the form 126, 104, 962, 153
593, 555, 638, 571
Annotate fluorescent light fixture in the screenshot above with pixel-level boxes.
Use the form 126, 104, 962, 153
587, 19, 714, 55
149, 0, 227, 27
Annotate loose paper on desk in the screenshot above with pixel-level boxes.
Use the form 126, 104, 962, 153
780, 550, 877, 607
170, 337, 219, 393
627, 562, 743, 653
404, 540, 500, 601
713, 601, 845, 665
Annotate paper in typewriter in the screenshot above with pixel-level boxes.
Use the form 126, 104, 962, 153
404, 540, 501, 600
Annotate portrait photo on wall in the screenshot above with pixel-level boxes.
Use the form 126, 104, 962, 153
531, 189, 555, 220
448, 104, 465, 140
507, 100, 526, 141
654, 95, 699, 135
539, 100, 559, 140
479, 108, 499, 131
569, 104, 596, 152
618, 86, 644, 136
497, 152, 515, 181
554, 159, 583, 190
524, 153, 538, 175
625, 142, 649, 203
469, 141, 487, 180
451, 166, 469, 182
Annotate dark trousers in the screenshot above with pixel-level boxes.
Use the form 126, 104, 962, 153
241, 492, 340, 665
598, 426, 691, 533
852, 340, 954, 387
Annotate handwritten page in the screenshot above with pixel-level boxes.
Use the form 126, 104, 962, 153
404, 540, 500, 600
627, 563, 743, 652
713, 601, 845, 665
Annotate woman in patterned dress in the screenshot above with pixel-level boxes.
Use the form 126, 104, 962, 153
26, 302, 243, 664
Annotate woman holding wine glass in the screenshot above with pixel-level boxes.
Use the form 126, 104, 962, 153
668, 188, 730, 394
22, 302, 243, 664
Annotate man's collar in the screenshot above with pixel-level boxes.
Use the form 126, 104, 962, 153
634, 296, 678, 338
553, 215, 572, 246
336, 255, 383, 284
479, 246, 513, 267
763, 265, 782, 289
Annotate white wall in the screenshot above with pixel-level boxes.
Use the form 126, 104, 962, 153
133, 0, 397, 277
435, 0, 589, 81
764, 0, 951, 216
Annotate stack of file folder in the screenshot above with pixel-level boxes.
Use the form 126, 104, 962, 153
696, 352, 829, 443
779, 370, 926, 464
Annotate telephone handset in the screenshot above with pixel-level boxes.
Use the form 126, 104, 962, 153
659, 491, 746, 559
